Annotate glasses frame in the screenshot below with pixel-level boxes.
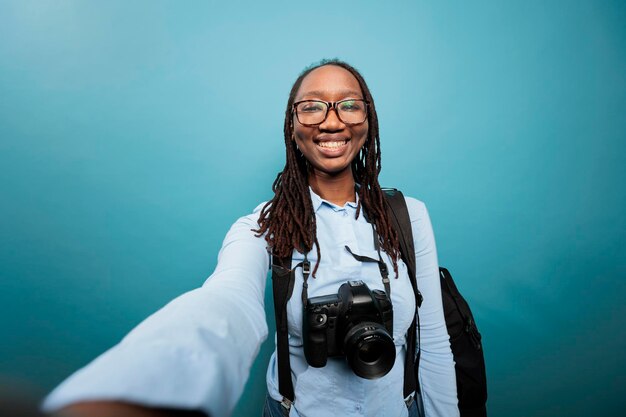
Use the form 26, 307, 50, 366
292, 99, 369, 127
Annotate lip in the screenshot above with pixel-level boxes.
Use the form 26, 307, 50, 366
314, 136, 351, 157
315, 134, 350, 143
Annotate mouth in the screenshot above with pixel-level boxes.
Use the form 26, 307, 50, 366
316, 139, 350, 149
314, 135, 351, 153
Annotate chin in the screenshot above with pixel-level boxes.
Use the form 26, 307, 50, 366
314, 164, 353, 176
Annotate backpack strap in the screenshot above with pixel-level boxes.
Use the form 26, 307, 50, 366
271, 253, 297, 409
383, 188, 424, 401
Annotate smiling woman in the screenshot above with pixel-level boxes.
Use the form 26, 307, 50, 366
254, 61, 405, 283
42, 60, 458, 417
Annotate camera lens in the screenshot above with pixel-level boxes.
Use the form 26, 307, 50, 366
358, 339, 384, 364
343, 322, 396, 379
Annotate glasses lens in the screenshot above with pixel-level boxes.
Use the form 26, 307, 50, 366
295, 100, 367, 125
296, 101, 327, 125
338, 100, 367, 124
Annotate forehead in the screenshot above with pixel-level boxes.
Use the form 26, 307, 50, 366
296, 65, 363, 100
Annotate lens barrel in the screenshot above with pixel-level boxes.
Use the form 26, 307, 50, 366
343, 322, 396, 379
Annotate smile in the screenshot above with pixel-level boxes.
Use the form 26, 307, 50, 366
316, 140, 349, 149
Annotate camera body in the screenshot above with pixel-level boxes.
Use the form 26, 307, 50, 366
303, 280, 396, 379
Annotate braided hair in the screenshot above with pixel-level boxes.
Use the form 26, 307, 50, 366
254, 59, 400, 277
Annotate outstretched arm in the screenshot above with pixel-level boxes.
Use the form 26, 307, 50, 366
43, 209, 270, 417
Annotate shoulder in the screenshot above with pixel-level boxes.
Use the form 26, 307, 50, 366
229, 201, 269, 232
218, 201, 270, 252
400, 194, 437, 247
399, 194, 429, 222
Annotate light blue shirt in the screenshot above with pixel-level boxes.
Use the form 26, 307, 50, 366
43, 189, 458, 417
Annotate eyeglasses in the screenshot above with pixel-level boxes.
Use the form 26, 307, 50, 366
293, 99, 369, 126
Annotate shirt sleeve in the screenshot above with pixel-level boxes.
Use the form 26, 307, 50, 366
41, 208, 270, 417
406, 197, 460, 417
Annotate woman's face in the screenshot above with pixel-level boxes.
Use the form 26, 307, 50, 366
292, 65, 369, 178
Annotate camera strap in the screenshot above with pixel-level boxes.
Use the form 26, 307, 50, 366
300, 253, 311, 308
344, 239, 391, 297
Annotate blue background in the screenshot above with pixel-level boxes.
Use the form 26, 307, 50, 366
1, 1, 625, 416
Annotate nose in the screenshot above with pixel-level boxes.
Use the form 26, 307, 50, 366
319, 106, 345, 131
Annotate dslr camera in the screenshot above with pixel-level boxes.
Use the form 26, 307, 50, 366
303, 280, 396, 379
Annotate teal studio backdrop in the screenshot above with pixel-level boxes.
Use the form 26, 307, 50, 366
1, 1, 624, 416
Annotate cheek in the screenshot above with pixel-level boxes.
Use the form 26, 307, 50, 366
355, 124, 369, 147
294, 125, 316, 145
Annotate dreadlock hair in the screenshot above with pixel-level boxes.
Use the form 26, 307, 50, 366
254, 59, 401, 277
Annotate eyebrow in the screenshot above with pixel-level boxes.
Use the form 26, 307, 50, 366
296, 89, 364, 100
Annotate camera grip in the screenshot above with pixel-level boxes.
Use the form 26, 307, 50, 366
303, 312, 329, 367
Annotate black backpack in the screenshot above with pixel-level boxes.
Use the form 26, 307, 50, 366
270, 189, 488, 416
384, 189, 488, 417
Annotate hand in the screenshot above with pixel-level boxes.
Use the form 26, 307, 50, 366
53, 401, 208, 417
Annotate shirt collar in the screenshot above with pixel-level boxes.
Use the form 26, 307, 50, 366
309, 186, 359, 213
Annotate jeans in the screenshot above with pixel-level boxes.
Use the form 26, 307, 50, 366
262, 393, 422, 417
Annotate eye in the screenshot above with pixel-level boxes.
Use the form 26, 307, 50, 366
338, 100, 364, 112
298, 101, 326, 113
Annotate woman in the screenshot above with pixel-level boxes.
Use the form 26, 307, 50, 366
43, 60, 458, 417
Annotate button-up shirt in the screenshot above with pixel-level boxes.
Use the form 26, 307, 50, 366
43, 188, 459, 417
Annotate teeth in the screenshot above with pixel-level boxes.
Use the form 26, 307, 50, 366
318, 140, 347, 149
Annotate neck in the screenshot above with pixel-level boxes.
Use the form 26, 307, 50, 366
308, 169, 356, 206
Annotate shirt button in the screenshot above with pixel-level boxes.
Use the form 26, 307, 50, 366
342, 211, 348, 217
355, 404, 362, 412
